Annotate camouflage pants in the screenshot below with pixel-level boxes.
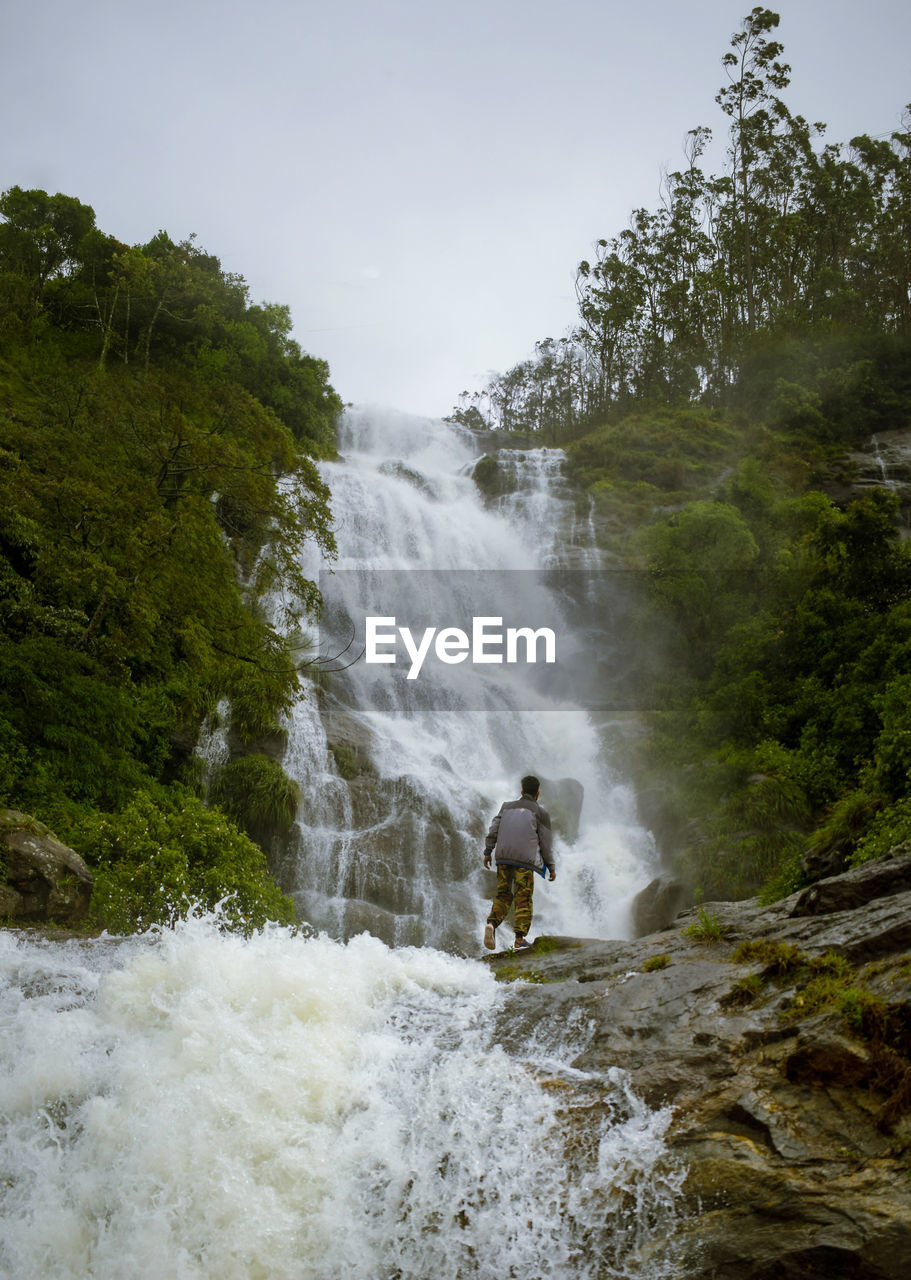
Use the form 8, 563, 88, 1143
488, 866, 535, 936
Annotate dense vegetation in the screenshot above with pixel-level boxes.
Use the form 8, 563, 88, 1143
451, 7, 909, 441
0, 188, 342, 928
459, 9, 911, 903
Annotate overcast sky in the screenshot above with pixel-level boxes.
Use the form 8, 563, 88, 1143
3, 0, 909, 416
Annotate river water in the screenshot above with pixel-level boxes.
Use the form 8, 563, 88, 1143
1, 410, 682, 1278
0, 920, 682, 1279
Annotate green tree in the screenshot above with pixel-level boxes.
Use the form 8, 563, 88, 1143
0, 186, 96, 315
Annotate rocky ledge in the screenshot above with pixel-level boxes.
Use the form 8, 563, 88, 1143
489, 849, 911, 1279
0, 809, 93, 924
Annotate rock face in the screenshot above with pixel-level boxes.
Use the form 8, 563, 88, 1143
629, 873, 688, 936
822, 429, 911, 537
489, 849, 911, 1279
539, 775, 584, 843
0, 810, 93, 923
848, 430, 911, 531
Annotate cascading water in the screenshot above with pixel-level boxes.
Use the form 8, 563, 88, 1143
275, 407, 658, 950
0, 920, 684, 1280
0, 409, 686, 1279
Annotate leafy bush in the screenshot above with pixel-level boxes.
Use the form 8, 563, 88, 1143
73, 789, 295, 933
472, 454, 512, 498
210, 754, 300, 834
683, 907, 731, 942
0, 189, 340, 913
732, 938, 806, 976
328, 740, 361, 780
851, 806, 911, 867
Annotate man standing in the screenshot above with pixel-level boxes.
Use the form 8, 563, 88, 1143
483, 775, 556, 951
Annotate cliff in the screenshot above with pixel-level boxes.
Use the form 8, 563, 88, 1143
489, 849, 911, 1278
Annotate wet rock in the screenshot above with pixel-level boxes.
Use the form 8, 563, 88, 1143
377, 459, 441, 499
784, 1026, 872, 1086
539, 775, 584, 842
843, 429, 911, 534
318, 691, 380, 762
471, 454, 516, 499
487, 850, 911, 1278
0, 810, 93, 923
790, 846, 911, 917
630, 874, 688, 936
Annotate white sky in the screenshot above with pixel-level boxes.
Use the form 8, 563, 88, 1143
3, 0, 909, 416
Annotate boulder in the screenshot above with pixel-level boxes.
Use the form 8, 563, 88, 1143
790, 845, 911, 917
539, 775, 584, 842
1, 810, 93, 923
471, 453, 517, 499
486, 850, 911, 1278
629, 873, 688, 936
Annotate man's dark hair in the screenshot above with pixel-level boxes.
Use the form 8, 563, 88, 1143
521, 775, 540, 796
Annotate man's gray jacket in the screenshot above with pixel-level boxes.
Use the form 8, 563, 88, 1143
485, 796, 554, 874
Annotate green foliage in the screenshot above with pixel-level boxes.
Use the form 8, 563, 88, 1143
439, 8, 911, 911
565, 406, 748, 546
328, 740, 361, 781
729, 939, 911, 1125
722, 972, 764, 1006
445, 403, 487, 432
448, 13, 911, 440
447, 8, 911, 908
472, 454, 512, 499
210, 755, 301, 835
683, 907, 731, 942
72, 790, 296, 933
780, 955, 881, 1028
730, 941, 867, 1019
622, 460, 911, 901
806, 789, 884, 871
494, 963, 547, 983
532, 936, 566, 955
732, 938, 807, 976
642, 952, 670, 971
0, 187, 341, 912
853, 813, 911, 868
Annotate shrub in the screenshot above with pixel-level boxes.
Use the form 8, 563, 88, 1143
328, 740, 361, 780
472, 454, 514, 498
210, 754, 300, 834
73, 789, 296, 933
851, 801, 911, 867
732, 938, 806, 977
722, 973, 764, 1006
683, 907, 731, 942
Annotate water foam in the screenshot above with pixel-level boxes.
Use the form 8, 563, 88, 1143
0, 923, 682, 1279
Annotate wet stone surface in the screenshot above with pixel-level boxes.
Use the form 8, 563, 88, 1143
487, 851, 911, 1280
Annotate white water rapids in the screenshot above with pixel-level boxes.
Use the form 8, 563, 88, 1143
0, 920, 683, 1279
1, 409, 684, 1278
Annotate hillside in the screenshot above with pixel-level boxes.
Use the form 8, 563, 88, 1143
0, 187, 342, 928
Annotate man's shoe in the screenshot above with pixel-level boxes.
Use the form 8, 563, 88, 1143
513, 936, 533, 951
484, 923, 496, 950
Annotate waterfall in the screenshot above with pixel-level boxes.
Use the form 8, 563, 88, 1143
275, 408, 658, 950
0, 411, 687, 1277
0, 920, 683, 1280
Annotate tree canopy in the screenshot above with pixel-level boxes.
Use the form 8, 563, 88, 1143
0, 190, 343, 928
450, 8, 911, 442
452, 9, 911, 905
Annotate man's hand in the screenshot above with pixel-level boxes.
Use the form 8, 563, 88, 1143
483, 851, 492, 868
548, 870, 556, 881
